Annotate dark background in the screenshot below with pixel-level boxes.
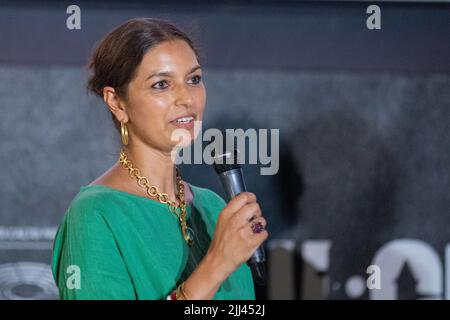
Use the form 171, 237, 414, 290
0, 0, 449, 299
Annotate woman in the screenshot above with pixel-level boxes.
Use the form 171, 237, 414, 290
51, 17, 268, 300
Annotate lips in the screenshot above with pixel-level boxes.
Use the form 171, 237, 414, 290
171, 120, 194, 130
170, 113, 196, 124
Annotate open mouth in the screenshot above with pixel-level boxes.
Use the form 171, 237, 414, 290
173, 116, 194, 124
170, 114, 196, 129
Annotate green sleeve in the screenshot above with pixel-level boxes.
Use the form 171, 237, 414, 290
52, 207, 136, 300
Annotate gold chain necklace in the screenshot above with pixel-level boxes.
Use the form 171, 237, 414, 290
118, 149, 194, 246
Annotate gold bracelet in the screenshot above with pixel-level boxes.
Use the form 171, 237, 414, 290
181, 282, 191, 300
176, 281, 191, 300
175, 283, 186, 300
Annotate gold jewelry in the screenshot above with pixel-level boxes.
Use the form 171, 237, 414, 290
120, 122, 129, 146
118, 149, 194, 246
176, 282, 191, 300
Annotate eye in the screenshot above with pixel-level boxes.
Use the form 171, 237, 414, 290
188, 75, 202, 85
152, 80, 169, 90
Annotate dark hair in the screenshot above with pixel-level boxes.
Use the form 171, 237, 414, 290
87, 17, 201, 132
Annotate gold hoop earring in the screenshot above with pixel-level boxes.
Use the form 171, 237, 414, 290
121, 122, 129, 146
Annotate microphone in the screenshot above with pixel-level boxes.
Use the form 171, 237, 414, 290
208, 134, 267, 286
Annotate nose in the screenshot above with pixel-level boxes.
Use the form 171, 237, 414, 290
174, 84, 193, 108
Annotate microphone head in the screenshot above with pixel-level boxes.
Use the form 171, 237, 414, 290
208, 131, 242, 174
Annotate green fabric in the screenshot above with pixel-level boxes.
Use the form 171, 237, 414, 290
51, 183, 255, 300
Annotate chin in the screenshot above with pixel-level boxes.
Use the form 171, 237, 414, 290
169, 132, 194, 149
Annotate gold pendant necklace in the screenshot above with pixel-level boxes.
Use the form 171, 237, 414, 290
118, 149, 194, 246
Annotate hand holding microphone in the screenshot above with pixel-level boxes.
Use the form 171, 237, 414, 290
179, 133, 268, 299
206, 192, 268, 280
206, 132, 268, 285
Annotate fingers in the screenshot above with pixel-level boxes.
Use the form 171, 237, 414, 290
235, 202, 262, 225
239, 216, 268, 238
251, 216, 267, 228
222, 192, 257, 217
248, 221, 269, 248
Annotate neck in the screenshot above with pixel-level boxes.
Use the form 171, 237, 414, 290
119, 140, 179, 202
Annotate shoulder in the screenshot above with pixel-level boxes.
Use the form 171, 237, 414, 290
60, 186, 131, 230
52, 187, 137, 299
52, 188, 127, 275
71, 185, 132, 212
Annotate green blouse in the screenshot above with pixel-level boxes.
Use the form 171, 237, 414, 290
51, 183, 255, 300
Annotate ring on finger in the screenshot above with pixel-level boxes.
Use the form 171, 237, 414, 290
251, 221, 265, 234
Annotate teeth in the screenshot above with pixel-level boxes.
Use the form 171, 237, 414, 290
175, 116, 194, 123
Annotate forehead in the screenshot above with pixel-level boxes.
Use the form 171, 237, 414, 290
137, 39, 198, 75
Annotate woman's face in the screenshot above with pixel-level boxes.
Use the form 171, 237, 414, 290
123, 39, 205, 153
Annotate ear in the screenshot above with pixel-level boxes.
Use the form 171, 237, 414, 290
102, 86, 129, 123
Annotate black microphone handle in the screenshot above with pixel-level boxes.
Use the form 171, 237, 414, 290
218, 168, 267, 286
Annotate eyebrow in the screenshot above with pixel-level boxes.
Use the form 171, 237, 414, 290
145, 65, 201, 82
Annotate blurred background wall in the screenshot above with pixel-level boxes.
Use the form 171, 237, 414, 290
0, 0, 449, 299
